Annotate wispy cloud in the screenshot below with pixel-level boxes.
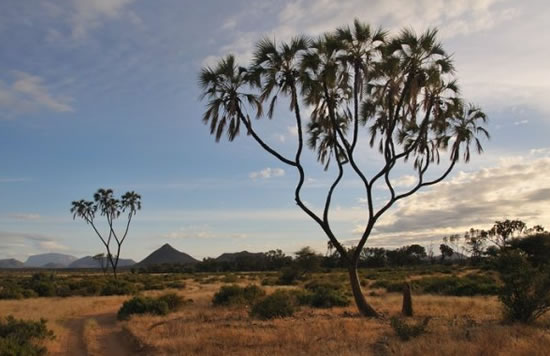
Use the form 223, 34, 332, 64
0, 177, 31, 183
0, 71, 73, 119
0, 231, 70, 258
163, 225, 249, 240
62, 0, 138, 39
249, 167, 285, 179
7, 214, 41, 221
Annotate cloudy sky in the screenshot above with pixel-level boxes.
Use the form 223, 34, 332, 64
1, 0, 549, 262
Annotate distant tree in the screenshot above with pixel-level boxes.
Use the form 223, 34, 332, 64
464, 228, 487, 262
439, 244, 453, 262
93, 253, 108, 274
508, 231, 550, 267
406, 244, 427, 260
71, 188, 141, 278
265, 249, 292, 269
294, 246, 323, 273
487, 219, 527, 248
360, 247, 387, 267
199, 21, 489, 316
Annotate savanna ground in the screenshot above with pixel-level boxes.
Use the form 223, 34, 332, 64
1, 268, 550, 356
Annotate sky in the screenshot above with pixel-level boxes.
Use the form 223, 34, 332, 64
1, 0, 549, 262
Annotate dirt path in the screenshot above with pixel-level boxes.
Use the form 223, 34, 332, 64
54, 312, 138, 356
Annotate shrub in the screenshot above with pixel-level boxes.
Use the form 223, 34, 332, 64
0, 316, 54, 356
497, 252, 550, 323
250, 291, 295, 319
302, 282, 350, 308
390, 317, 430, 341
221, 274, 238, 283
415, 275, 499, 296
212, 284, 265, 306
277, 266, 301, 285
101, 279, 138, 296
117, 296, 169, 321
157, 293, 185, 310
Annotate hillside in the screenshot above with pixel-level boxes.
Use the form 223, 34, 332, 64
215, 251, 265, 262
68, 256, 136, 269
0, 258, 24, 268
24, 253, 77, 268
137, 243, 198, 266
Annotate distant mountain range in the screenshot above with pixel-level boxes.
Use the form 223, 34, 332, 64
68, 256, 136, 269
0, 259, 25, 268
137, 243, 199, 266
0, 244, 273, 269
24, 253, 77, 268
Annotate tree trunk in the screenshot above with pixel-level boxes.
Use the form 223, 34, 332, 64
348, 266, 379, 317
401, 282, 413, 316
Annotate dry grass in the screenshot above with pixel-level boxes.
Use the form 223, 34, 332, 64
83, 318, 101, 355
0, 295, 127, 355
123, 281, 550, 356
1, 275, 549, 355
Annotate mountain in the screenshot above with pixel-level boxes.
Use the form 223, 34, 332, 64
215, 251, 265, 262
68, 256, 136, 269
0, 258, 24, 268
24, 253, 77, 268
137, 243, 198, 266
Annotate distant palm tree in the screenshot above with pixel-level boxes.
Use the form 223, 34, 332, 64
71, 188, 141, 278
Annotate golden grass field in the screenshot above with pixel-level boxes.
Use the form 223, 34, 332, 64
1, 273, 549, 356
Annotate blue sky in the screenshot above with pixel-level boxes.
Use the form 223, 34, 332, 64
1, 0, 549, 261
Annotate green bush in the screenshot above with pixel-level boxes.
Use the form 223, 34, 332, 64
101, 279, 138, 296
390, 317, 429, 341
212, 285, 265, 306
250, 291, 295, 319
371, 274, 499, 296
117, 296, 169, 320
0, 316, 54, 356
277, 266, 303, 285
497, 252, 550, 323
415, 275, 499, 296
302, 282, 350, 308
157, 293, 185, 310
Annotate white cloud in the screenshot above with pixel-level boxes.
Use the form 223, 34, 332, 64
0, 177, 31, 183
0, 72, 73, 119
7, 214, 41, 221
0, 231, 70, 258
70, 0, 137, 39
163, 225, 248, 240
249, 167, 285, 179
390, 175, 417, 188
372, 154, 550, 240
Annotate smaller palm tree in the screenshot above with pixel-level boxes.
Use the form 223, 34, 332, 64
71, 188, 141, 278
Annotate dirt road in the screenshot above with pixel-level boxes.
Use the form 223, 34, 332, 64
54, 312, 139, 356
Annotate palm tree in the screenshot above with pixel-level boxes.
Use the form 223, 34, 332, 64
200, 55, 294, 166
198, 22, 490, 318
450, 103, 490, 163
335, 20, 386, 149
71, 189, 141, 278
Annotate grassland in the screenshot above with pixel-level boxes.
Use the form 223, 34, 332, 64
0, 268, 549, 355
